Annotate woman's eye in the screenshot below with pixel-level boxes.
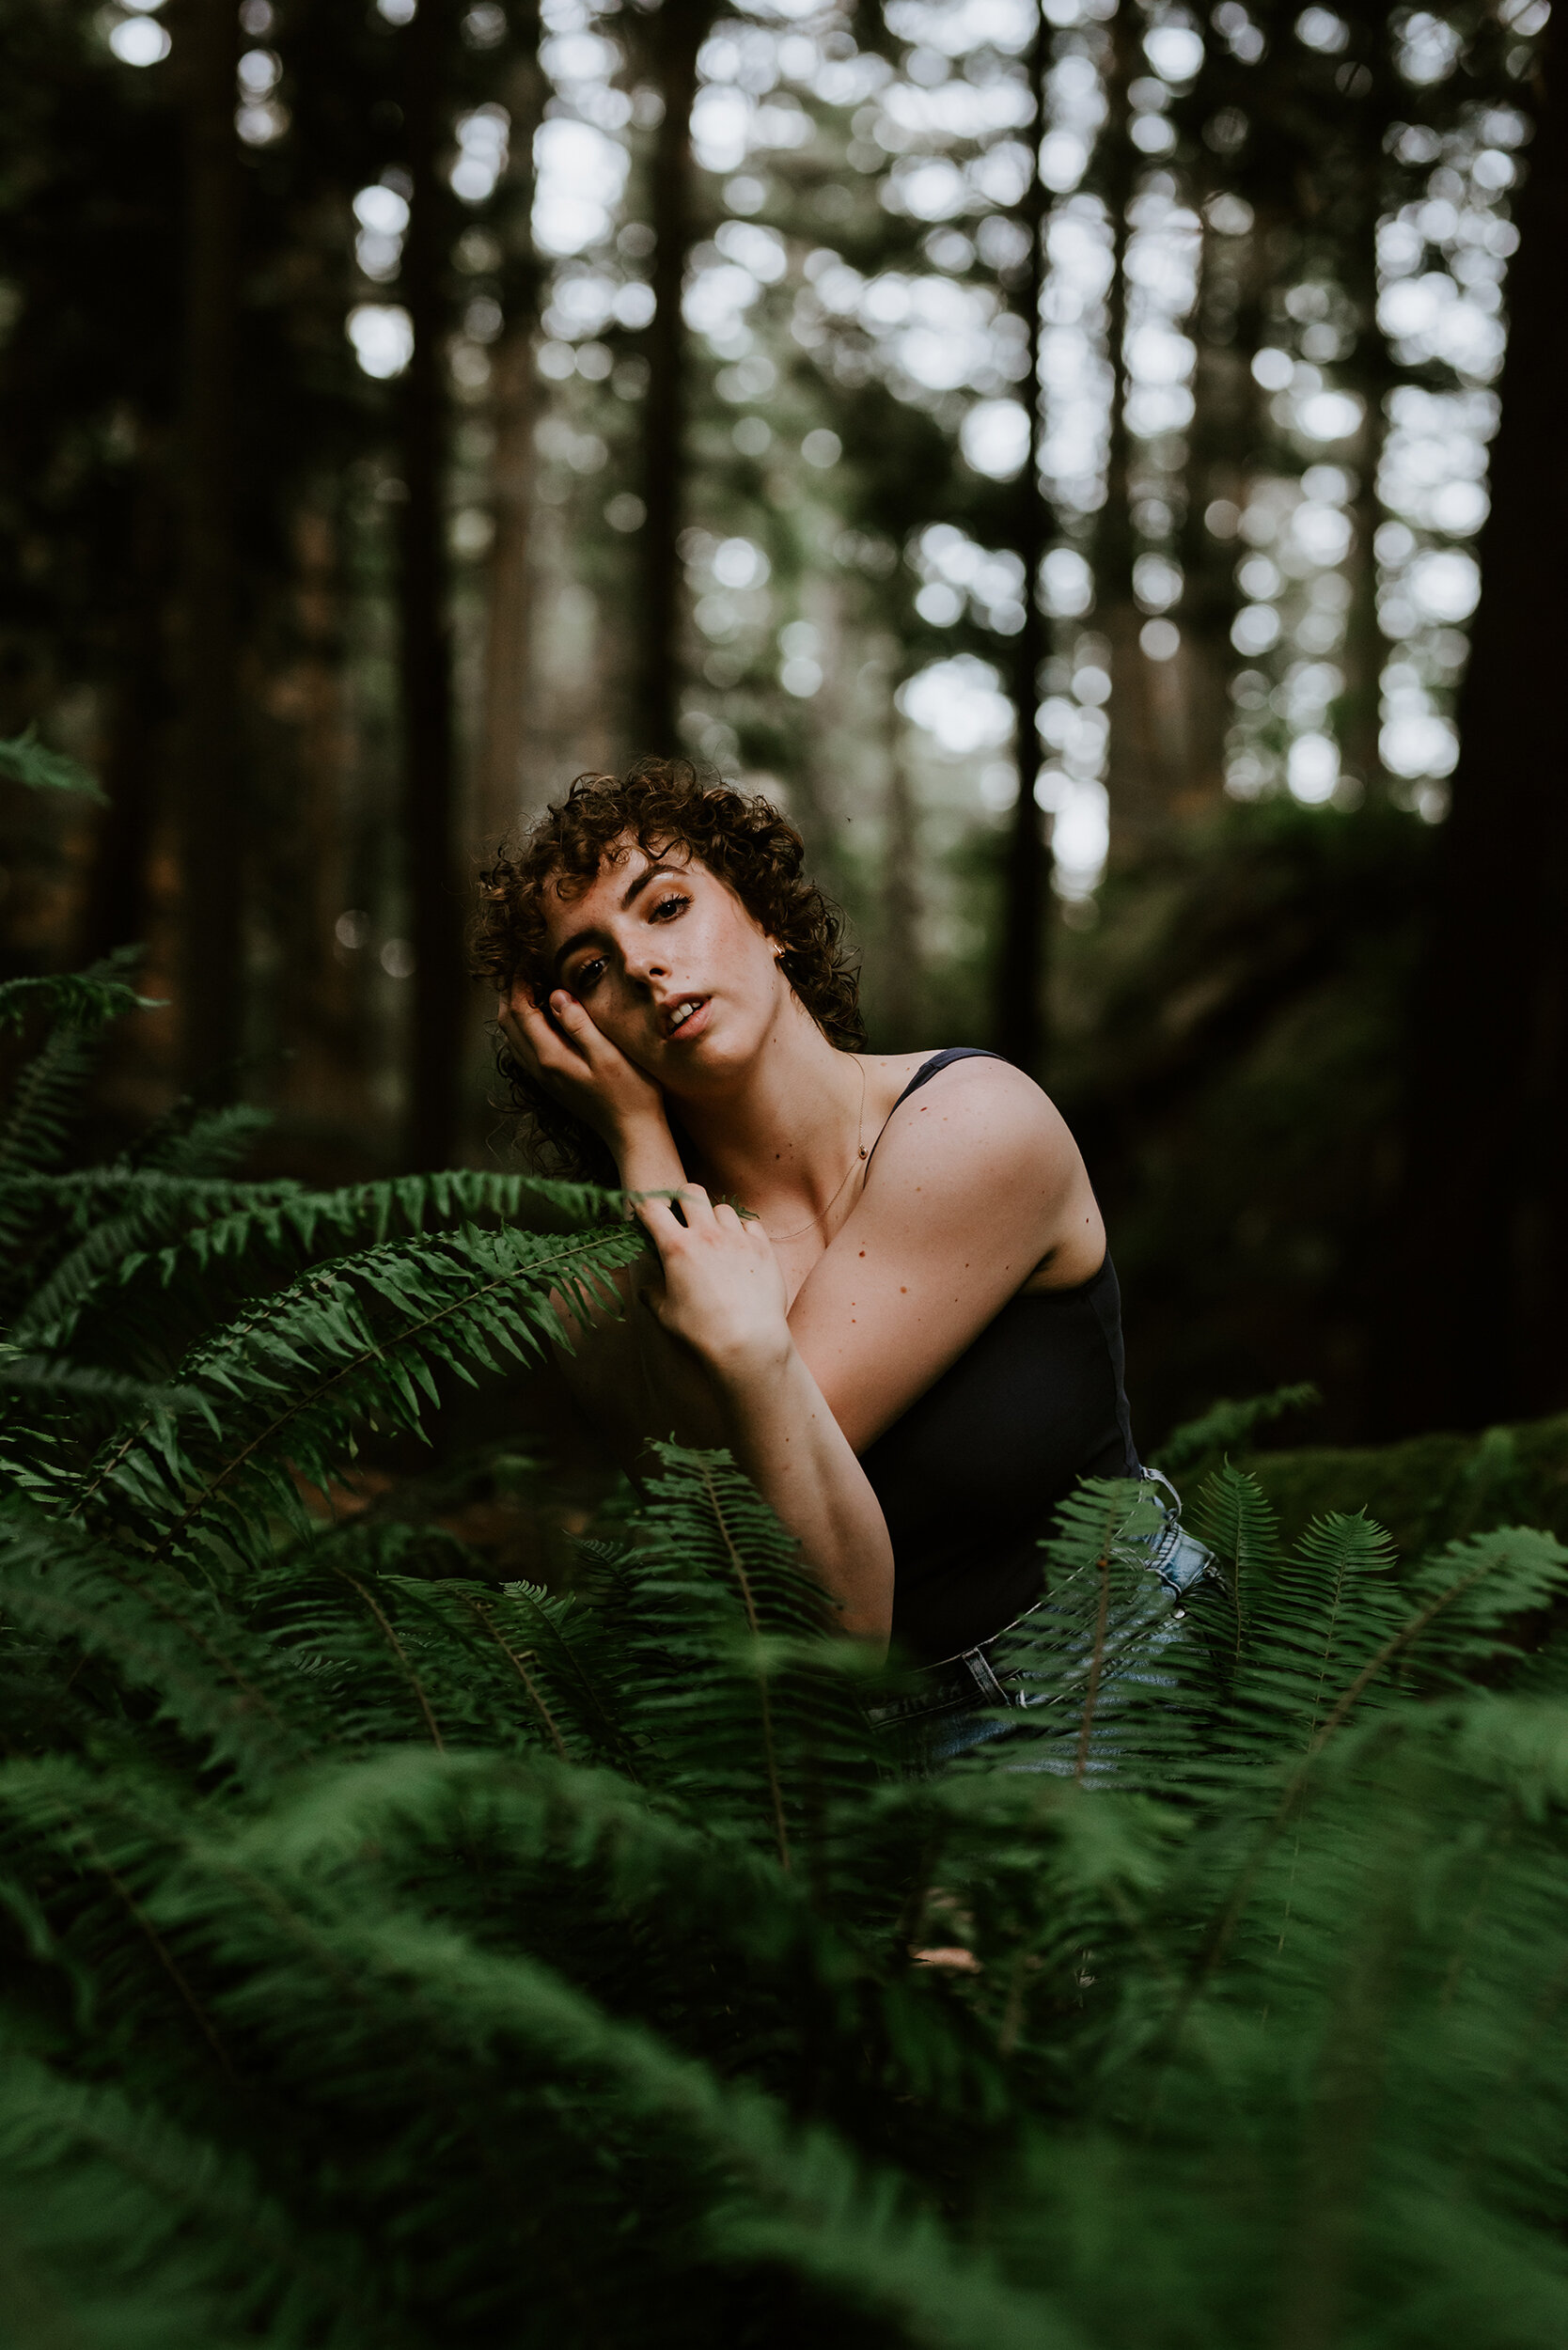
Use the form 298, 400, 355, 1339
572, 958, 606, 993
651, 893, 689, 923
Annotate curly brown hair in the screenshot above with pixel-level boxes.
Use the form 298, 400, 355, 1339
472, 757, 865, 1182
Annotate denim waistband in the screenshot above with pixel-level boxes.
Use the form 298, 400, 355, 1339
868, 1468, 1215, 1736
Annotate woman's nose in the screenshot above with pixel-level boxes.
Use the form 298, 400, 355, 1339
622, 944, 669, 983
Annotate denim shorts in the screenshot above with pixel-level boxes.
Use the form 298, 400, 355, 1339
867, 1469, 1216, 1778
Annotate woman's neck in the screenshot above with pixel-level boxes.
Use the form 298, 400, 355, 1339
673, 1001, 868, 1225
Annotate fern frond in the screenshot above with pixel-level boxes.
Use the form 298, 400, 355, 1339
973, 1478, 1219, 1789
1232, 1510, 1404, 1757
1189, 1461, 1283, 1662
31, 1170, 625, 1376
164, 1816, 1076, 2350
0, 973, 158, 1035
69, 1219, 644, 1584
1389, 1526, 1568, 1693
1152, 1382, 1321, 1475
0, 1029, 99, 1203
0, 1505, 325, 1786
130, 1102, 274, 1179
141, 1167, 619, 1283
0, 952, 151, 1287
433, 1577, 648, 1775
603, 1445, 877, 1861
0, 726, 106, 800
0, 1353, 199, 1416
0, 2044, 395, 2347
8, 1174, 303, 1354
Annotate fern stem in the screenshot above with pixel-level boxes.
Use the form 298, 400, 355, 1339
696, 1458, 792, 1874
75, 1825, 239, 2083
1074, 1512, 1117, 1784
330, 1563, 446, 1751
468, 1600, 571, 1761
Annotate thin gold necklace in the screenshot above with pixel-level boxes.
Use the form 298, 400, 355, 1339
761, 1058, 869, 1244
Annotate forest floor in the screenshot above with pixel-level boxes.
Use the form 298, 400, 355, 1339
1226, 1411, 1568, 1560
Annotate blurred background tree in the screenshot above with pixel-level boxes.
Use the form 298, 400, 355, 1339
0, 0, 1559, 1444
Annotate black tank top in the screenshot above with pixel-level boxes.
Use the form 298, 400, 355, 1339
856, 1049, 1138, 1664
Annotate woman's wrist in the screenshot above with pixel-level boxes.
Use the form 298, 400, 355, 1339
705, 1325, 793, 1388
613, 1110, 683, 1196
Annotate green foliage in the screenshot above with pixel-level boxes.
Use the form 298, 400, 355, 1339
6, 974, 1568, 2345
1152, 1379, 1322, 1474
0, 724, 106, 802
1238, 1410, 1568, 1558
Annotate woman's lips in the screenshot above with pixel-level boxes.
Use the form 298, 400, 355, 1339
663, 995, 711, 1043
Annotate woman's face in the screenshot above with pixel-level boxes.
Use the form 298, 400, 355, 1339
536, 840, 789, 1088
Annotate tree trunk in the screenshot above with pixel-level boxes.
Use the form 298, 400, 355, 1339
1339, 403, 1386, 797
882, 730, 922, 1049
84, 456, 169, 963
400, 0, 463, 1169
1098, 11, 1156, 854
178, 0, 243, 1091
478, 331, 539, 842
636, 0, 713, 757
477, 18, 546, 842
1175, 216, 1243, 807
1336, 62, 1398, 805
994, 6, 1054, 1075
273, 501, 375, 1172
1372, 8, 1567, 1432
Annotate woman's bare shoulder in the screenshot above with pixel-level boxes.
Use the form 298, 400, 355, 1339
867, 1050, 1074, 1167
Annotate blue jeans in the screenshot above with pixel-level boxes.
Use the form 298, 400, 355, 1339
867, 1470, 1215, 1778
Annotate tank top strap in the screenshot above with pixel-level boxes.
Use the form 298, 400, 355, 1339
865, 1047, 1002, 1167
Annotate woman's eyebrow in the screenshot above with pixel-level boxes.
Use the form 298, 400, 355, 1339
551, 865, 679, 977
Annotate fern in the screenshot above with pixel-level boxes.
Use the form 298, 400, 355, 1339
58, 1219, 640, 1577
4, 965, 1568, 2346
129, 1100, 275, 1178
0, 972, 158, 1034
1152, 1379, 1321, 1474
0, 950, 153, 1292
0, 725, 107, 801
7, 1175, 305, 1353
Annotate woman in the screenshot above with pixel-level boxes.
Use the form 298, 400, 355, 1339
476, 757, 1141, 1688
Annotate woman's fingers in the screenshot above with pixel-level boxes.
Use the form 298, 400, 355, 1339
632, 1187, 708, 1231
632, 1187, 732, 1261
635, 1189, 752, 1239
498, 986, 551, 1058
499, 986, 599, 1095
631, 1190, 684, 1241
545, 988, 593, 1044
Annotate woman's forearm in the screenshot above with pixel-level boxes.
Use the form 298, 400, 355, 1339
614, 1113, 687, 1198
714, 1340, 895, 1648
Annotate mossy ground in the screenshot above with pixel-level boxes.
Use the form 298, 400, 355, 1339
1205, 1414, 1568, 1561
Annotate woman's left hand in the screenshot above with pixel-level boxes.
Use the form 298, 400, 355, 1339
633, 1186, 791, 1382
